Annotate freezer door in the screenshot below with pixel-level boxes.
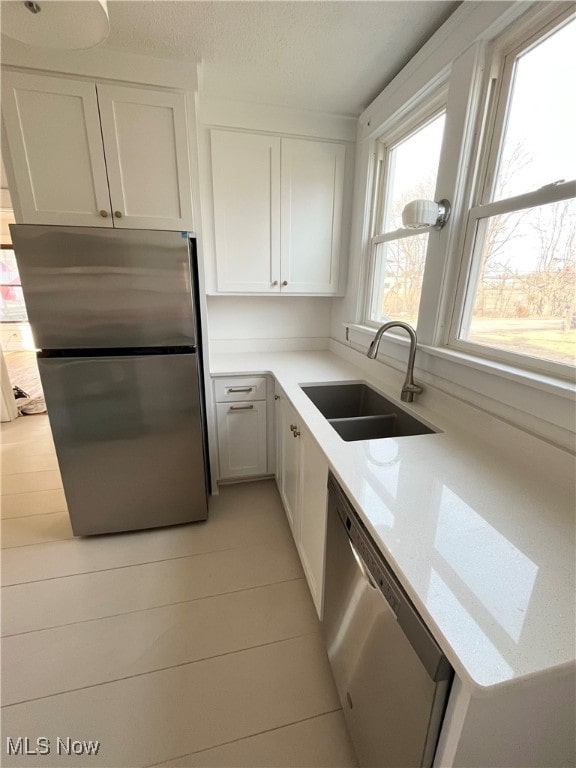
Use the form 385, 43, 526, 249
39, 353, 208, 536
11, 225, 196, 349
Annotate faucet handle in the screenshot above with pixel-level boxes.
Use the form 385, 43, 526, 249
401, 383, 423, 403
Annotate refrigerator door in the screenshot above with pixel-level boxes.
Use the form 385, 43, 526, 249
39, 352, 208, 535
10, 225, 196, 349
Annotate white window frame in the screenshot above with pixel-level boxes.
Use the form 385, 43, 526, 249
347, 2, 575, 451
364, 89, 447, 329
448, 6, 576, 380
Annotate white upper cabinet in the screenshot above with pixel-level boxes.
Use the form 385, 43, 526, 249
97, 85, 192, 230
280, 138, 344, 294
1, 71, 193, 230
210, 129, 348, 295
1, 71, 112, 227
211, 130, 281, 292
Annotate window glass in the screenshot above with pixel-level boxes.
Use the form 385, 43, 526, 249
369, 110, 445, 325
381, 113, 445, 233
494, 19, 576, 200
462, 199, 576, 365
456, 15, 576, 373
371, 235, 430, 324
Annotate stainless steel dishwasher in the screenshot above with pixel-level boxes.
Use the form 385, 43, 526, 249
323, 473, 453, 768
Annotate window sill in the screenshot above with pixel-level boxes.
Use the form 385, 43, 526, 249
418, 343, 575, 401
345, 322, 574, 400
343, 322, 575, 451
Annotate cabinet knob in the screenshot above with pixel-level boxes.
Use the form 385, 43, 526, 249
272, 280, 279, 286
274, 394, 280, 400
99, 210, 109, 218
114, 211, 123, 218
293, 429, 300, 438
282, 280, 288, 286
290, 424, 297, 432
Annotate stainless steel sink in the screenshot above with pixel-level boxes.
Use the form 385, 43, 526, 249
300, 383, 435, 441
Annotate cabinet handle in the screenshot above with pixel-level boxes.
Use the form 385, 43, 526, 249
99, 210, 109, 218
229, 404, 254, 411
114, 211, 123, 218
293, 429, 300, 438
282, 280, 288, 286
226, 387, 254, 393
272, 280, 279, 286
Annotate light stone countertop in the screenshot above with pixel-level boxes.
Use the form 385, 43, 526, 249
210, 346, 576, 696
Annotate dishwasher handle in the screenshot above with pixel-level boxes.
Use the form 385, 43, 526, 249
348, 538, 379, 591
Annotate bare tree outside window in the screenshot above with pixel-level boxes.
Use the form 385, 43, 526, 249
370, 114, 445, 324
467, 200, 575, 365
458, 16, 576, 369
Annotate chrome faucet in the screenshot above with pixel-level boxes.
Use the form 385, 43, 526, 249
367, 321, 423, 402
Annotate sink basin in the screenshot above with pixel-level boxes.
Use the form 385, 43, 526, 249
300, 383, 435, 442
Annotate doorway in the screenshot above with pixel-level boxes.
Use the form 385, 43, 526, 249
1, 243, 44, 408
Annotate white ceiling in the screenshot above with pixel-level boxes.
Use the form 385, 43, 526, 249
103, 1, 460, 116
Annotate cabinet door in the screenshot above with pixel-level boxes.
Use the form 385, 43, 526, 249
216, 401, 267, 479
211, 130, 281, 292
299, 427, 329, 618
1, 71, 112, 226
280, 138, 345, 294
97, 85, 193, 231
274, 385, 283, 491
279, 396, 301, 534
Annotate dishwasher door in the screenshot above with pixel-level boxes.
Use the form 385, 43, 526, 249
323, 474, 452, 768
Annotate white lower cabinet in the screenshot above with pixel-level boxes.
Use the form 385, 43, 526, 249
214, 377, 268, 480
216, 401, 267, 479
275, 386, 328, 617
278, 394, 300, 532
274, 386, 283, 488
298, 427, 329, 617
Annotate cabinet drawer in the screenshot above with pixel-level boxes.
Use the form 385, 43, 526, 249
214, 377, 267, 402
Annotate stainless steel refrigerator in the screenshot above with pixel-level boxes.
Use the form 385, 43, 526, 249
10, 224, 209, 536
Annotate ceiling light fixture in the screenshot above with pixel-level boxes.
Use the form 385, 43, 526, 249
2, 0, 110, 50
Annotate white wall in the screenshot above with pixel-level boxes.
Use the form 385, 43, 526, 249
0, 323, 34, 352
207, 296, 332, 353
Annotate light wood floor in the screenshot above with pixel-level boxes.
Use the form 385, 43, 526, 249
0, 414, 357, 768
